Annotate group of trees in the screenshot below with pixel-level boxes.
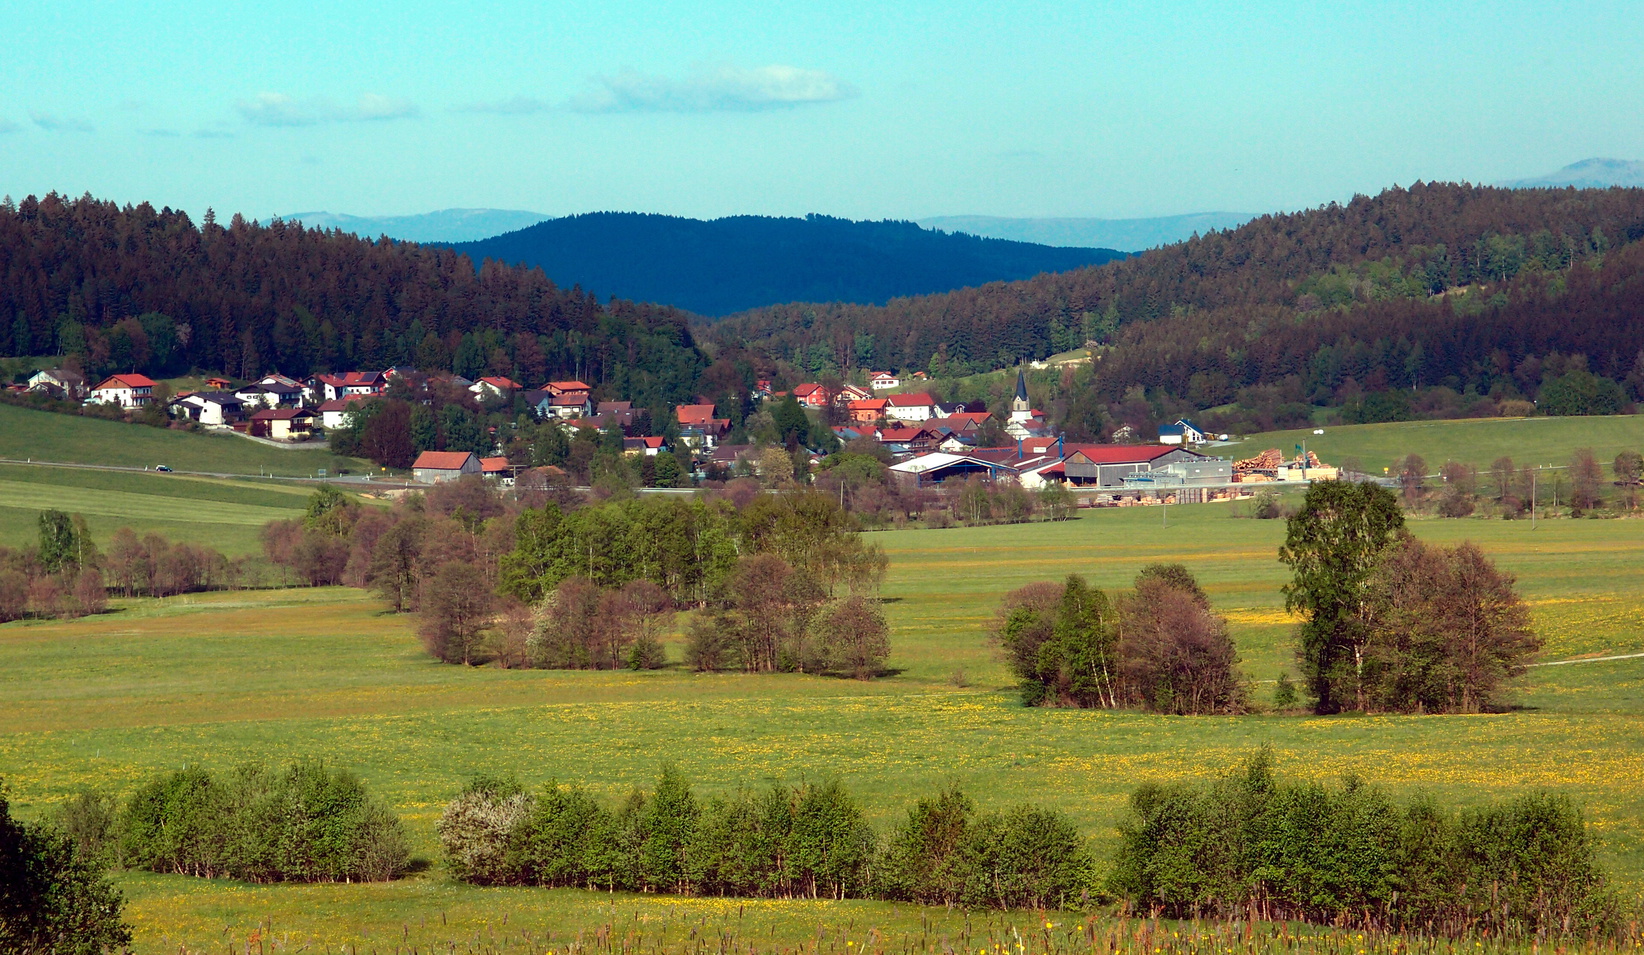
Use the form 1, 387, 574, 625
683, 555, 890, 678
0, 510, 243, 623
0, 511, 106, 623
1281, 482, 1539, 713
1110, 751, 1616, 936
53, 760, 408, 884
0, 192, 705, 409
1393, 448, 1644, 517
995, 567, 1245, 715
438, 767, 1092, 910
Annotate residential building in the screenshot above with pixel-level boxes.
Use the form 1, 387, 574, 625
27, 368, 87, 399
549, 394, 593, 419
471, 376, 521, 400
88, 373, 157, 408
480, 456, 513, 484
846, 397, 888, 424
412, 450, 481, 484
884, 392, 938, 422
235, 382, 303, 409
316, 396, 367, 429
247, 407, 316, 441
869, 371, 900, 390
170, 392, 244, 426
622, 436, 666, 456
1158, 418, 1209, 446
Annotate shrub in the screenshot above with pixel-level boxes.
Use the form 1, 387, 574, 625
120, 761, 408, 883
436, 776, 532, 886
1109, 751, 1616, 936
0, 787, 131, 955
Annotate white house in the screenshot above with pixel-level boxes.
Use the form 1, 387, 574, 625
316, 396, 366, 430
88, 374, 157, 408
471, 376, 521, 400
170, 392, 243, 426
27, 368, 87, 399
884, 392, 937, 422
1158, 418, 1209, 446
869, 372, 900, 390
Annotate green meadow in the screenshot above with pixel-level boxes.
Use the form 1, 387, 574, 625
0, 402, 368, 477
2, 499, 1641, 953
1214, 413, 1644, 474
0, 462, 327, 555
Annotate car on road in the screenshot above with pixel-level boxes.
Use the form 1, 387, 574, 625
154, 464, 172, 472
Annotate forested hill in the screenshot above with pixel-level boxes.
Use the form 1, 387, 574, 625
709, 183, 1644, 380
445, 213, 1125, 317
0, 193, 706, 408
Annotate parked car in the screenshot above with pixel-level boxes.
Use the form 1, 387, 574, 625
155, 464, 172, 472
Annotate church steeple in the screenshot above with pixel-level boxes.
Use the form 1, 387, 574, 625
1010, 367, 1031, 421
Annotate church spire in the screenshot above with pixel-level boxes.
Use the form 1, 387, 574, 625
1014, 367, 1029, 403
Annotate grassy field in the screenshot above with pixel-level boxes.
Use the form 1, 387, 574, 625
0, 402, 369, 477
0, 463, 328, 555
1215, 414, 1644, 474
2, 502, 1641, 953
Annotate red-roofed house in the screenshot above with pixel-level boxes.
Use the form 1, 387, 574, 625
623, 436, 667, 456
885, 391, 937, 422
542, 380, 592, 400
413, 450, 480, 484
790, 383, 829, 408
471, 376, 521, 400
876, 424, 942, 454
676, 404, 719, 427
89, 373, 157, 408
869, 371, 900, 390
549, 393, 592, 419
480, 456, 513, 483
846, 398, 889, 424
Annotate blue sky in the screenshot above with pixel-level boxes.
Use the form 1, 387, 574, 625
3, 1, 1641, 222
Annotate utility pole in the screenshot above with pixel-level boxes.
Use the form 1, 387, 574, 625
1531, 468, 1536, 530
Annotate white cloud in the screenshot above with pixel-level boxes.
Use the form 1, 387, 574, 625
569, 64, 856, 113
455, 95, 553, 116
31, 112, 95, 133
235, 92, 419, 127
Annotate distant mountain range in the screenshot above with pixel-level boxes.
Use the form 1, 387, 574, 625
1498, 158, 1644, 190
917, 212, 1257, 250
280, 208, 551, 243
445, 213, 1125, 317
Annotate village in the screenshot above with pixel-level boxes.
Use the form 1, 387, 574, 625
17, 365, 1338, 503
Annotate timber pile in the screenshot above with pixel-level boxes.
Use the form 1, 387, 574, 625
1234, 448, 1284, 473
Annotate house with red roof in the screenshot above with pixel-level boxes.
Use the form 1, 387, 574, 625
622, 436, 667, 456
790, 383, 829, 408
869, 371, 900, 390
88, 373, 157, 408
548, 393, 592, 419
471, 376, 521, 400
884, 391, 938, 422
541, 380, 592, 400
1059, 445, 1213, 487
846, 397, 889, 424
412, 450, 481, 484
480, 456, 513, 483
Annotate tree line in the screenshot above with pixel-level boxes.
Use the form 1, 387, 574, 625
0, 192, 705, 410
438, 766, 1093, 910
711, 183, 1644, 379
1111, 750, 1616, 937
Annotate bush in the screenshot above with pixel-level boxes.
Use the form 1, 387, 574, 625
438, 769, 1083, 909
1109, 751, 1617, 936
0, 786, 131, 955
120, 761, 409, 883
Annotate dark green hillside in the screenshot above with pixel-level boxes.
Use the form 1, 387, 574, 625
448, 212, 1125, 317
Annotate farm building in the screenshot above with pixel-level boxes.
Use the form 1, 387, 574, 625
889, 452, 1020, 486
1059, 445, 1215, 487
413, 451, 481, 484
171, 392, 244, 426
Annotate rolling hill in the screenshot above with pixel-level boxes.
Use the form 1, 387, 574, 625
917, 212, 1255, 250
446, 212, 1126, 316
